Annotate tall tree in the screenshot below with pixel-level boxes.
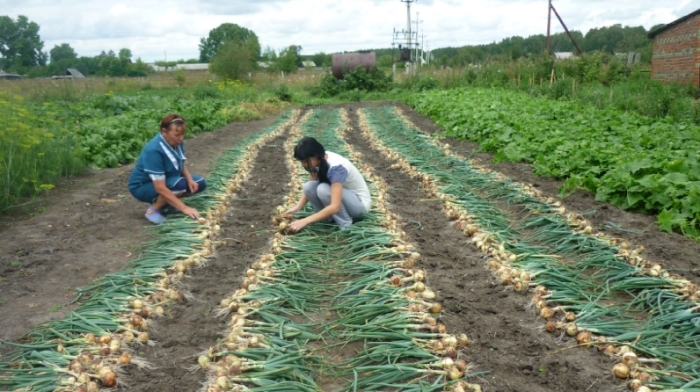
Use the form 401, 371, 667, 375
209, 41, 253, 80
0, 15, 46, 72
49, 43, 77, 63
275, 45, 302, 73
118, 48, 132, 61
199, 23, 260, 63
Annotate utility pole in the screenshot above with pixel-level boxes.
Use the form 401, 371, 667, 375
546, 0, 552, 56
401, 0, 416, 62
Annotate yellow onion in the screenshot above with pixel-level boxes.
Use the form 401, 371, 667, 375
576, 331, 592, 344
98, 334, 111, 344
429, 303, 443, 314
636, 387, 652, 392
119, 351, 132, 365
622, 352, 638, 366
539, 307, 556, 319
99, 366, 117, 387
545, 321, 557, 333
137, 332, 149, 344
566, 323, 578, 337
613, 363, 630, 379
86, 381, 100, 392
457, 333, 469, 348
628, 379, 642, 391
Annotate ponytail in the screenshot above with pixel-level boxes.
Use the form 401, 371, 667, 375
317, 158, 331, 184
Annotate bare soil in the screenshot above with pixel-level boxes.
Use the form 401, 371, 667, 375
0, 116, 278, 341
345, 106, 616, 392
3, 103, 697, 392
121, 130, 292, 392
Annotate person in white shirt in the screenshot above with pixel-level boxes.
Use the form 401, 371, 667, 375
287, 137, 371, 231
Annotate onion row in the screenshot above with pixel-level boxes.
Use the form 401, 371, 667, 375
0, 110, 303, 392
357, 106, 700, 391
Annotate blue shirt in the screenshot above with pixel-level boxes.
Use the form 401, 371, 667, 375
128, 133, 186, 190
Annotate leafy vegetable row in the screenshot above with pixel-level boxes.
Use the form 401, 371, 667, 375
408, 88, 700, 239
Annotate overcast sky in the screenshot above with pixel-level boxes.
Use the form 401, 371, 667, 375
1, 0, 697, 62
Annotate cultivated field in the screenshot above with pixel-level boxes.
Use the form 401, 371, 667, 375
2, 101, 700, 392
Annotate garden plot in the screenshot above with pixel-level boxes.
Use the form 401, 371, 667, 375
358, 106, 700, 391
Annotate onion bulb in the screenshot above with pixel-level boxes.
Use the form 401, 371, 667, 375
448, 366, 464, 380
622, 352, 638, 366
443, 335, 458, 347
87, 381, 99, 392
636, 387, 652, 392
545, 321, 557, 333
99, 366, 117, 387
628, 379, 642, 391
566, 323, 578, 337
455, 358, 468, 372
613, 363, 630, 379
576, 331, 592, 344
429, 303, 443, 314
421, 290, 436, 299
98, 334, 111, 344
85, 333, 95, 343
564, 312, 576, 322
137, 332, 149, 344
539, 307, 556, 319
457, 333, 469, 348
120, 352, 132, 365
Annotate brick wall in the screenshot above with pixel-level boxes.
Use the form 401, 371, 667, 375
651, 14, 700, 86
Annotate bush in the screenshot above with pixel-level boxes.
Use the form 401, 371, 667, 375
209, 41, 253, 81
274, 84, 293, 102
313, 66, 393, 98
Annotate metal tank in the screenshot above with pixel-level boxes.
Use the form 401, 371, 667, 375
331, 52, 377, 79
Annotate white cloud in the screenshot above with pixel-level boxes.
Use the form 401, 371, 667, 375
0, 0, 692, 62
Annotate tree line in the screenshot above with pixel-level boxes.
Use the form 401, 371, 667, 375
0, 13, 667, 79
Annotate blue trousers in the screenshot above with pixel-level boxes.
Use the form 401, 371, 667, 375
129, 175, 206, 203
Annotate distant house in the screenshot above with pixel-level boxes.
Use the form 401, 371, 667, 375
147, 63, 209, 72
0, 70, 22, 80
301, 61, 316, 68
66, 68, 85, 78
257, 61, 271, 69
554, 52, 574, 60
648, 8, 700, 85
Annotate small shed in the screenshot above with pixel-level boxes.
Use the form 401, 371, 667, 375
66, 68, 85, 78
649, 8, 700, 85
554, 52, 574, 60
0, 70, 22, 80
301, 61, 316, 67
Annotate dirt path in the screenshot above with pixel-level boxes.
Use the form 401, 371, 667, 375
345, 106, 615, 392
122, 128, 293, 392
0, 117, 277, 341
397, 103, 700, 286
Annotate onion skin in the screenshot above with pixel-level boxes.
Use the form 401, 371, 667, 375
540, 307, 555, 319
628, 379, 642, 391
99, 367, 117, 387
576, 331, 592, 344
545, 321, 557, 333
613, 363, 630, 379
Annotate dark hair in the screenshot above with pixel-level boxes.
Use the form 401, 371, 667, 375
160, 113, 186, 131
293, 137, 330, 184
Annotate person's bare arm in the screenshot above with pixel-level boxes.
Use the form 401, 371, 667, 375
289, 182, 342, 232
153, 180, 200, 219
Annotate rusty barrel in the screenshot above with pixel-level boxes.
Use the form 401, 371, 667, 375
332, 52, 376, 79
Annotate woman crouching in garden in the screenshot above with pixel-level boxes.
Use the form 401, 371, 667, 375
128, 114, 206, 224
286, 137, 371, 232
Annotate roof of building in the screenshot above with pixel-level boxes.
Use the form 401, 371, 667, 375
66, 68, 85, 78
648, 8, 700, 38
0, 70, 22, 79
554, 52, 574, 59
302, 61, 316, 67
